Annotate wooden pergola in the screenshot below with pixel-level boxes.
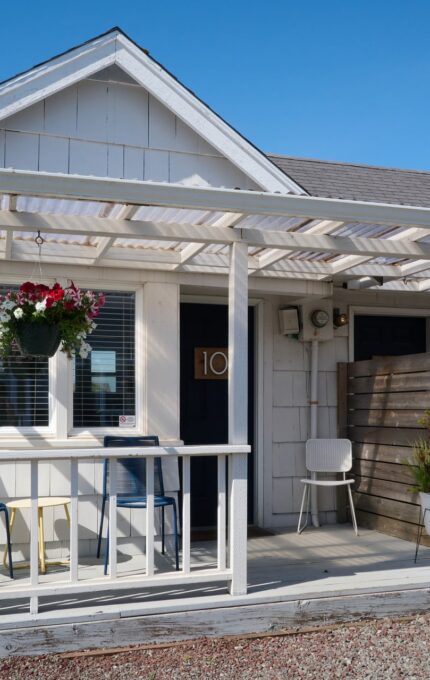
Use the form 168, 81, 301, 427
1, 169, 430, 291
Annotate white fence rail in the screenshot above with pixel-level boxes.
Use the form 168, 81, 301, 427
0, 444, 250, 616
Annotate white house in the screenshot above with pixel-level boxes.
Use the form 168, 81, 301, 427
1, 28, 430, 642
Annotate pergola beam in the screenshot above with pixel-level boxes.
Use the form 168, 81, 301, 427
1, 169, 430, 229
3, 210, 430, 268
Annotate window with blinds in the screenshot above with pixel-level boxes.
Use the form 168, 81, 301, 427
0, 286, 49, 428
73, 291, 136, 428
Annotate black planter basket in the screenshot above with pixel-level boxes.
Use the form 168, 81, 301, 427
15, 322, 61, 358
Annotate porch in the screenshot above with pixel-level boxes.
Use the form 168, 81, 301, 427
0, 525, 429, 656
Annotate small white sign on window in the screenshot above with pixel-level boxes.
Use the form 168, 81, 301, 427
119, 415, 136, 428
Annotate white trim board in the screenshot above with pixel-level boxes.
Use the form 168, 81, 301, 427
0, 30, 304, 195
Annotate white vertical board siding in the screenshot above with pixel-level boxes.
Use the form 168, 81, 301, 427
5, 131, 39, 169
0, 74, 259, 188
144, 149, 169, 182
39, 136, 69, 173
124, 146, 144, 180
108, 84, 148, 146
76, 80, 109, 142
44, 86, 78, 136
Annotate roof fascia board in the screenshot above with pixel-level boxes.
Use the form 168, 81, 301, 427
1, 169, 430, 229
0, 33, 118, 121
115, 36, 304, 194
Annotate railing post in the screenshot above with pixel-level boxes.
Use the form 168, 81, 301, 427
108, 458, 117, 579
228, 241, 248, 595
217, 454, 226, 570
146, 456, 154, 576
182, 455, 191, 574
70, 459, 79, 582
30, 459, 39, 615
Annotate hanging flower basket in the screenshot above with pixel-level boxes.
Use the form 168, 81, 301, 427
0, 281, 105, 359
15, 321, 61, 358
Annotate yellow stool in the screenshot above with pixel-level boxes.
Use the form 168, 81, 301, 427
3, 497, 70, 574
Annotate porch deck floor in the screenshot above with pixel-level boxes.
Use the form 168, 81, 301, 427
1, 525, 429, 625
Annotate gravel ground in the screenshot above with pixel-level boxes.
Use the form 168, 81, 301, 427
1, 614, 430, 679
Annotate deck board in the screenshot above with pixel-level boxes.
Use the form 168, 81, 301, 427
0, 525, 429, 656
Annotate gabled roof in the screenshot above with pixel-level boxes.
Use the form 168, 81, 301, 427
269, 154, 430, 207
0, 28, 304, 195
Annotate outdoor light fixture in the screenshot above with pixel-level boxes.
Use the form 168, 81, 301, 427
310, 309, 330, 329
345, 276, 384, 290
333, 309, 349, 328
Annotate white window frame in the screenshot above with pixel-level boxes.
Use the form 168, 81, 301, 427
0, 278, 142, 440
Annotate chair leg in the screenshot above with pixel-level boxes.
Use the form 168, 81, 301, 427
297, 484, 309, 534
347, 484, 359, 537
104, 525, 109, 576
415, 508, 426, 564
3, 508, 13, 579
172, 502, 179, 571
161, 506, 165, 555
97, 496, 107, 558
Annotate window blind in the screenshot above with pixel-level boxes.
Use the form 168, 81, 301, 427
73, 291, 136, 428
0, 286, 49, 427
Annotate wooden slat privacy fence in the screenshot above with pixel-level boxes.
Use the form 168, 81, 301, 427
338, 352, 430, 546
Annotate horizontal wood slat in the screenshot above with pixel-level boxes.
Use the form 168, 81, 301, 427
354, 476, 418, 505
352, 459, 414, 485
353, 492, 420, 524
349, 372, 430, 395
340, 351, 430, 547
356, 510, 430, 547
349, 392, 430, 410
349, 409, 426, 428
348, 353, 430, 378
348, 426, 421, 447
352, 443, 413, 465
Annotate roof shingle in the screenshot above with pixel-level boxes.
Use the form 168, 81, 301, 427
268, 154, 430, 207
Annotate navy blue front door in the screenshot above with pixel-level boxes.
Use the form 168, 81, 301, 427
180, 303, 254, 528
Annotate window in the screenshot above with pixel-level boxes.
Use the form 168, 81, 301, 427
73, 291, 136, 428
0, 286, 49, 428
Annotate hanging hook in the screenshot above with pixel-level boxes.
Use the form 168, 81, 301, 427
35, 230, 44, 247
34, 231, 45, 281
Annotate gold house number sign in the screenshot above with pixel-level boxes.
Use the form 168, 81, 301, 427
194, 347, 229, 380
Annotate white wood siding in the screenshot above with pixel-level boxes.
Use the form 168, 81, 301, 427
0, 75, 258, 189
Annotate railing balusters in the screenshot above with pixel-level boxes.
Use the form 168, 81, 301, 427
30, 459, 39, 615
108, 457, 117, 579
217, 454, 226, 571
182, 455, 191, 574
146, 457, 154, 576
70, 459, 78, 582
0, 445, 249, 616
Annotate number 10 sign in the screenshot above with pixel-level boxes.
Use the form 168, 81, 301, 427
194, 347, 228, 380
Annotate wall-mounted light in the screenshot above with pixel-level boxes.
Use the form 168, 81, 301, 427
310, 309, 330, 329
333, 308, 349, 328
344, 276, 384, 290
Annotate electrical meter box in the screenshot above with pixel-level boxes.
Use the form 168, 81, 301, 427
278, 308, 300, 335
299, 300, 334, 342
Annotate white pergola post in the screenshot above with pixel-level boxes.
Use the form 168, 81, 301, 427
228, 241, 249, 596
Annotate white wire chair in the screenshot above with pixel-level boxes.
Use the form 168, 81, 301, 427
297, 438, 358, 536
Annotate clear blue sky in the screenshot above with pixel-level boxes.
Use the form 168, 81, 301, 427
1, 1, 429, 171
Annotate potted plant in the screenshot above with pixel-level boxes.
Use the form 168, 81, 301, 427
408, 411, 430, 535
0, 281, 105, 359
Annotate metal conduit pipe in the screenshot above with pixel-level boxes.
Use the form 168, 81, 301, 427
310, 339, 320, 527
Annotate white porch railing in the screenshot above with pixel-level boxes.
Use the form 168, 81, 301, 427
0, 444, 250, 616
